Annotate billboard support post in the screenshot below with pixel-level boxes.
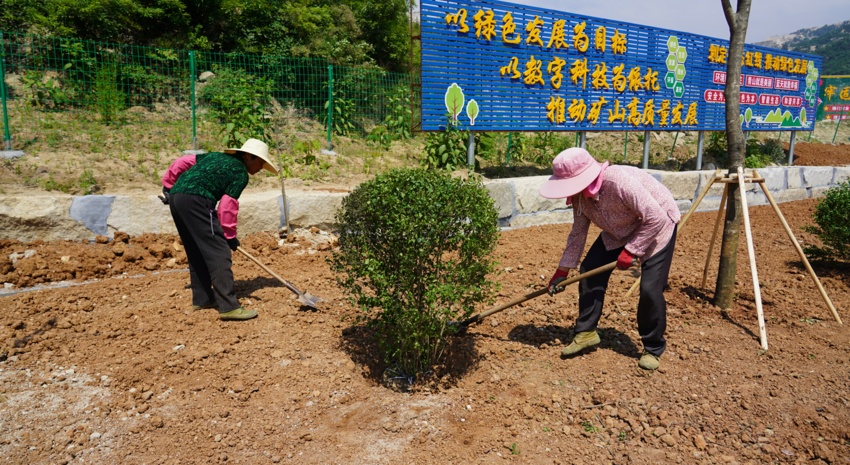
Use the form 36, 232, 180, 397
788, 131, 797, 166
696, 131, 705, 170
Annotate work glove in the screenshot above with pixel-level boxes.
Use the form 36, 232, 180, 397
547, 268, 570, 295
226, 237, 240, 251
617, 249, 636, 270
158, 187, 170, 205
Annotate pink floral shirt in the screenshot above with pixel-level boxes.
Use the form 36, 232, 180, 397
162, 154, 240, 239
558, 165, 681, 269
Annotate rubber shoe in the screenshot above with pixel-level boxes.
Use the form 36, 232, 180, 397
638, 352, 660, 371
219, 307, 257, 321
561, 330, 601, 357
192, 302, 219, 311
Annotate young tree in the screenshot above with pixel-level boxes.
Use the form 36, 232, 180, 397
714, 0, 751, 308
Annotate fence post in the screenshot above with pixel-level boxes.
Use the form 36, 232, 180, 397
326, 65, 333, 151
696, 131, 705, 170
623, 132, 628, 162
0, 32, 12, 151
833, 105, 846, 144
788, 131, 797, 166
467, 132, 475, 168
189, 51, 197, 151
505, 132, 513, 166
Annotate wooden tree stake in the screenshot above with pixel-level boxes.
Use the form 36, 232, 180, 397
737, 166, 768, 350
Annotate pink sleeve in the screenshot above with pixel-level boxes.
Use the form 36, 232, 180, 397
218, 195, 239, 239
559, 212, 590, 269
161, 155, 197, 189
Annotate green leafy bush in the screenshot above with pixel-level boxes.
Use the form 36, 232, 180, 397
94, 61, 125, 124
329, 168, 500, 382
705, 132, 785, 168
422, 118, 469, 170
21, 71, 72, 110
804, 180, 850, 261
198, 65, 273, 147
324, 97, 357, 136
382, 83, 412, 141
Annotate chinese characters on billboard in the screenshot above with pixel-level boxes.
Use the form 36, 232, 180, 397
421, 0, 822, 132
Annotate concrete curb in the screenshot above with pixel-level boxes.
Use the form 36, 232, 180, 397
1, 166, 848, 242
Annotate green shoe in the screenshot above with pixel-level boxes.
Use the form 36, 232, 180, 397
638, 352, 660, 371
561, 330, 601, 357
219, 307, 257, 321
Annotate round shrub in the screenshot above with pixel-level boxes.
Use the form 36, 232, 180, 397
329, 168, 500, 381
804, 180, 850, 261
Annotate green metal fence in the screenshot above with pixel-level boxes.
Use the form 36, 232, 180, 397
0, 31, 414, 154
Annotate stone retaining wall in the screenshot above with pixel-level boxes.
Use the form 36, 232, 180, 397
1, 166, 848, 242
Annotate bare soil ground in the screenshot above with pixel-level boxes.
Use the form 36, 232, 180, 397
1, 142, 850, 464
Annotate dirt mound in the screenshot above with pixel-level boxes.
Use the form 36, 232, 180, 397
790, 142, 850, 166
2, 196, 850, 464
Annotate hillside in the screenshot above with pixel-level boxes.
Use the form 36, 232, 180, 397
755, 20, 850, 75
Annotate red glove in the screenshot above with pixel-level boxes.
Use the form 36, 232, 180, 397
547, 268, 570, 295
617, 249, 636, 270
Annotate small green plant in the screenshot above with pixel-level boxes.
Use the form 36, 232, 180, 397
422, 117, 469, 170
366, 125, 392, 148
509, 443, 521, 455
21, 71, 72, 110
581, 421, 598, 433
758, 138, 786, 165
618, 431, 629, 442
78, 169, 99, 195
94, 61, 125, 124
804, 180, 850, 261
329, 168, 500, 382
383, 84, 412, 141
325, 97, 357, 136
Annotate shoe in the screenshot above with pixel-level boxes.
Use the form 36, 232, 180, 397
638, 352, 660, 371
192, 302, 219, 310
561, 330, 601, 357
219, 307, 258, 321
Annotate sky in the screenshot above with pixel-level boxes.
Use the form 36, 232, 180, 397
417, 0, 850, 43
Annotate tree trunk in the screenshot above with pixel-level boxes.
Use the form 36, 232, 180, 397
714, 0, 751, 308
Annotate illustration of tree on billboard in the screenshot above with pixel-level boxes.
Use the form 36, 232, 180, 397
467, 99, 479, 125
445, 83, 465, 124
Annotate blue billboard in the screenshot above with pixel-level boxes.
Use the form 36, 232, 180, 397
421, 0, 822, 132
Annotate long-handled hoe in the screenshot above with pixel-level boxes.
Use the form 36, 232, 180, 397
453, 261, 618, 333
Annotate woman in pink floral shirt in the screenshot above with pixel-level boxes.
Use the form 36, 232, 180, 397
539, 148, 680, 370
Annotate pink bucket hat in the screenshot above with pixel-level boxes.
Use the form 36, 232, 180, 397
539, 147, 604, 199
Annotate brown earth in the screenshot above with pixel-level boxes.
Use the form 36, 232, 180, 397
1, 142, 850, 464
790, 141, 850, 167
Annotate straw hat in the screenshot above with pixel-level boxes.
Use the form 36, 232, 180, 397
539, 148, 603, 198
225, 138, 278, 174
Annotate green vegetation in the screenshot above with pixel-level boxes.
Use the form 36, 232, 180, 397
329, 168, 500, 382
762, 20, 850, 75
804, 180, 850, 262
198, 65, 274, 147
0, 0, 413, 72
704, 132, 787, 168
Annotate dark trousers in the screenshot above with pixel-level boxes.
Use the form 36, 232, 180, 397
169, 193, 240, 312
574, 227, 677, 356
